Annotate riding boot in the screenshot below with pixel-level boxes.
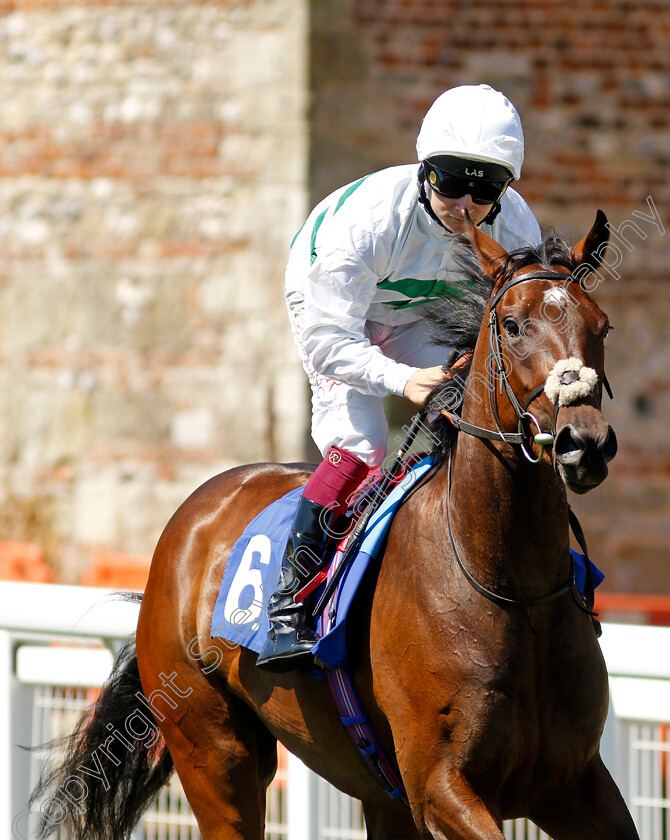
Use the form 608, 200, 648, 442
256, 496, 341, 672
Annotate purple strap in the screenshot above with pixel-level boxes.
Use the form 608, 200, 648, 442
325, 666, 408, 804
320, 547, 409, 807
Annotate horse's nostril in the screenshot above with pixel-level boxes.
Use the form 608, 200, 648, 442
555, 423, 618, 470
601, 426, 618, 463
554, 425, 582, 460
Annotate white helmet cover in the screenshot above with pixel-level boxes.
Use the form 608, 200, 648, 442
416, 84, 525, 180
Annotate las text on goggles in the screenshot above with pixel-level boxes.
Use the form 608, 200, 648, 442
424, 155, 513, 205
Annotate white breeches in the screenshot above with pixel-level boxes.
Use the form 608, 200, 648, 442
287, 297, 450, 467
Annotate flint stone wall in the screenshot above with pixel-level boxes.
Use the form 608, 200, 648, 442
0, 0, 309, 580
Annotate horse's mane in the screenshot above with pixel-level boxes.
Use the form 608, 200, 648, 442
424, 230, 579, 459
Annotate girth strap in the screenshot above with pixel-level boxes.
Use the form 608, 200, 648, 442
325, 666, 409, 806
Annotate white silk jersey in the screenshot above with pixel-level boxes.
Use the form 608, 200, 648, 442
285, 164, 541, 400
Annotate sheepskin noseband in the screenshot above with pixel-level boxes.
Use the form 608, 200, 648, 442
544, 358, 598, 407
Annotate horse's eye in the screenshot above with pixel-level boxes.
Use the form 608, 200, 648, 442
503, 318, 520, 337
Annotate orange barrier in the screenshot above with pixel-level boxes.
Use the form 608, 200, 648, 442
275, 742, 289, 788
596, 593, 670, 626
80, 548, 152, 591
0, 541, 51, 582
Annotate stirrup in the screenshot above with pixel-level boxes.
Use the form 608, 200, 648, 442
255, 628, 319, 672
255, 497, 339, 672
255, 594, 321, 671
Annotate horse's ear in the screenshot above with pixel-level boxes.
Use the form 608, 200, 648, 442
572, 209, 609, 270
465, 213, 509, 277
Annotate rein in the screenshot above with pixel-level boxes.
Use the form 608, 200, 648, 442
440, 269, 604, 633
445, 454, 600, 630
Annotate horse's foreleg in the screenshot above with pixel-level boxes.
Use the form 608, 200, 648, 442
411, 763, 505, 840
530, 755, 639, 840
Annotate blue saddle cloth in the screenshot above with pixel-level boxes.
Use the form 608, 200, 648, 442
210, 458, 436, 670
210, 456, 604, 670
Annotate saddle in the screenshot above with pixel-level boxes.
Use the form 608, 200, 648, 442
210, 454, 435, 668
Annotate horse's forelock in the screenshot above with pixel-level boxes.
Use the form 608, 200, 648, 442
500, 229, 577, 283
425, 230, 578, 352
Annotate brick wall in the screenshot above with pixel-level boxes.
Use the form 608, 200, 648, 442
0, 0, 309, 581
311, 0, 670, 593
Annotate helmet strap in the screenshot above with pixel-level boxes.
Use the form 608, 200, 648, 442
481, 200, 503, 226
417, 164, 448, 230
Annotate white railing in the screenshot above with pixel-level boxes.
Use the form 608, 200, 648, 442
2, 581, 669, 840
598, 624, 670, 839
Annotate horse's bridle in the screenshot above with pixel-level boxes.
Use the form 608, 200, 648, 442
440, 269, 607, 632
440, 270, 611, 464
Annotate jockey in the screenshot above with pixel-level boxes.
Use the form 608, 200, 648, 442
256, 83, 541, 671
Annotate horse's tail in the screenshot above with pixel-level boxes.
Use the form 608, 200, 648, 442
29, 615, 174, 840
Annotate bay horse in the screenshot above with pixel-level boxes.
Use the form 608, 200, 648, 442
32, 212, 639, 840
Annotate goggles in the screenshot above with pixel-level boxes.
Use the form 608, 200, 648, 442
423, 157, 512, 206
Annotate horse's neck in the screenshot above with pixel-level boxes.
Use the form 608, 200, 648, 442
446, 354, 571, 594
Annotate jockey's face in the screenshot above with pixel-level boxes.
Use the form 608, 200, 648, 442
428, 186, 492, 233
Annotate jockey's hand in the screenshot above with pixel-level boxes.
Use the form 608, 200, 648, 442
403, 366, 450, 406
